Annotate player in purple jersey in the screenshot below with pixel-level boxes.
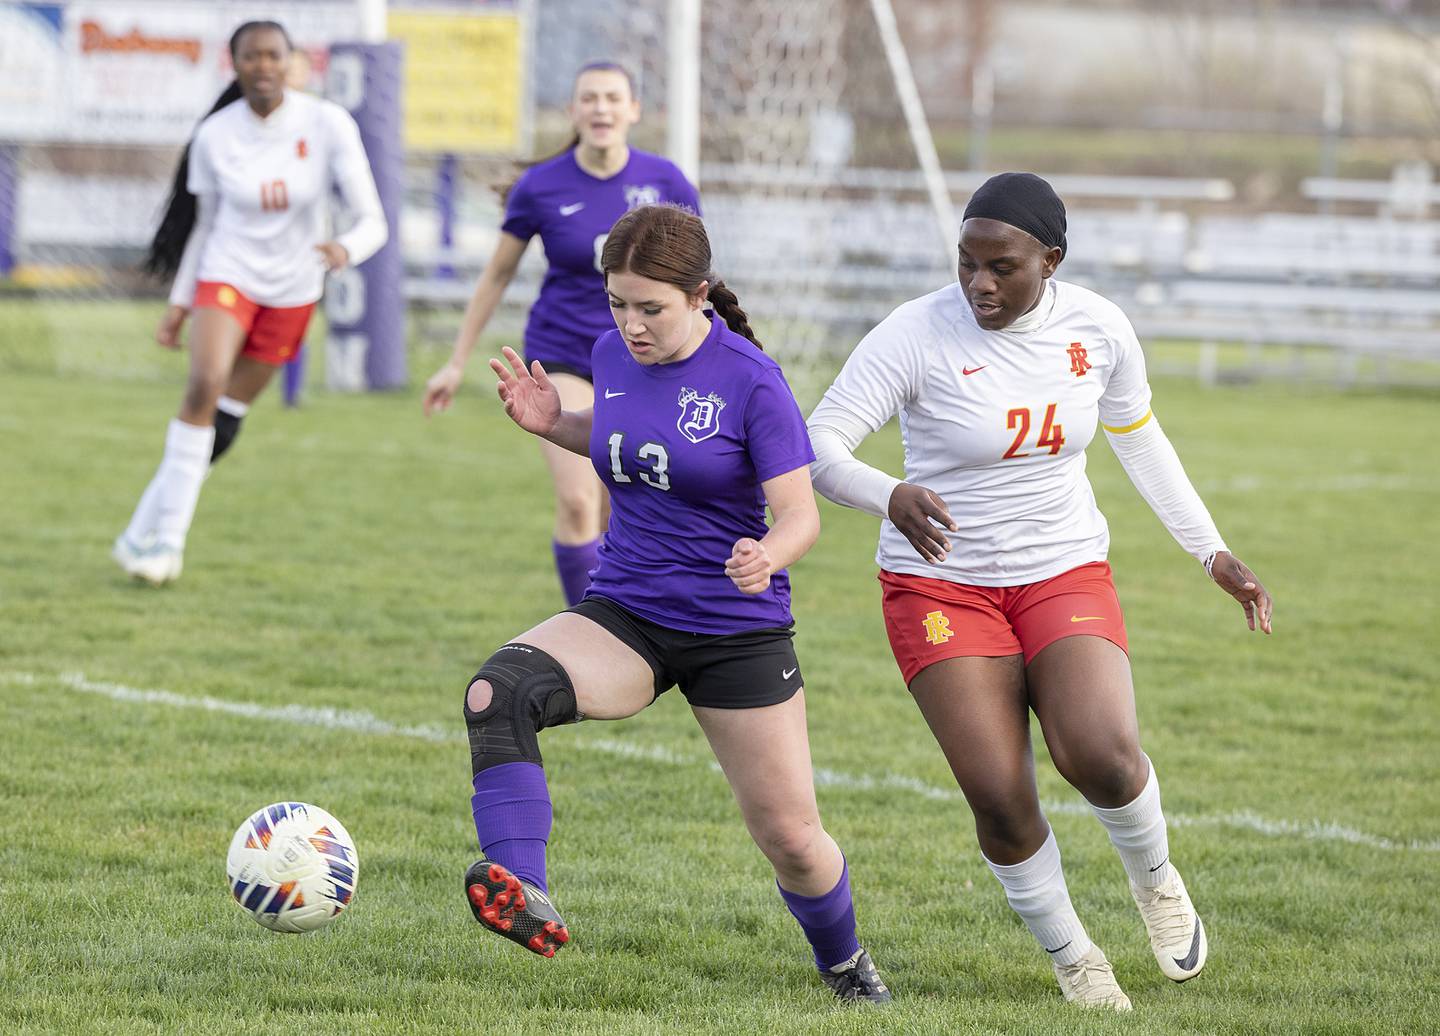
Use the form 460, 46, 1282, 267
422, 63, 700, 607
456, 205, 890, 1003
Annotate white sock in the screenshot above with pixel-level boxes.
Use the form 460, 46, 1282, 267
151, 418, 215, 551
122, 470, 165, 548
1090, 756, 1171, 888
985, 828, 1093, 967
216, 395, 250, 418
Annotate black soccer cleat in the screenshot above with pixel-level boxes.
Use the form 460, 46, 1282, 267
820, 948, 892, 1004
464, 858, 571, 958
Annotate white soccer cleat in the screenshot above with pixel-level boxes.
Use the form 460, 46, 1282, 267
1052, 944, 1133, 1011
112, 535, 183, 586
1131, 867, 1207, 982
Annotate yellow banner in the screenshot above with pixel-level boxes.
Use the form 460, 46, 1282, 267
389, 10, 522, 153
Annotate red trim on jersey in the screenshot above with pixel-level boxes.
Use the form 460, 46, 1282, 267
194, 281, 315, 366
879, 562, 1128, 683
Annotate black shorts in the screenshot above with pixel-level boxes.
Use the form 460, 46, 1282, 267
527, 360, 591, 383
569, 595, 804, 709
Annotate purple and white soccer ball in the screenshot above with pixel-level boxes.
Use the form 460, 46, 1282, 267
226, 802, 358, 933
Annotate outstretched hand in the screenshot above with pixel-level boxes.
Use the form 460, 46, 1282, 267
1209, 550, 1273, 634
726, 537, 773, 595
888, 483, 958, 564
489, 346, 562, 437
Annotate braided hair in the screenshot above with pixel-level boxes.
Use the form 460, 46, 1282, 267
143, 21, 292, 278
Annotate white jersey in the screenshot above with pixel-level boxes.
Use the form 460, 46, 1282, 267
171, 91, 386, 309
809, 278, 1210, 586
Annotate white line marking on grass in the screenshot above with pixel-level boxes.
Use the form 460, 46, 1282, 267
8, 670, 1438, 854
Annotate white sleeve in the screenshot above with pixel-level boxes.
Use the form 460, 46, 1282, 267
168, 191, 214, 308
1105, 413, 1227, 563
1096, 301, 1153, 429
327, 107, 388, 266
806, 313, 924, 518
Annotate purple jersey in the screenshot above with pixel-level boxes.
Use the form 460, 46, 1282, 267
502, 149, 700, 377
585, 317, 816, 634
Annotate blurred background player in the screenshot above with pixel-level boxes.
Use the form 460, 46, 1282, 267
421, 62, 700, 607
112, 20, 387, 586
459, 205, 889, 1002
807, 173, 1273, 1011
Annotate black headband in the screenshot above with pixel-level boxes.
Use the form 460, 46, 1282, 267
962, 172, 1067, 260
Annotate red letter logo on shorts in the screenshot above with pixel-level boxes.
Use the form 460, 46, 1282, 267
922, 610, 954, 646
1067, 342, 1091, 378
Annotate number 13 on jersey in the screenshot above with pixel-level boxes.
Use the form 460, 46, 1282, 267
608, 432, 671, 490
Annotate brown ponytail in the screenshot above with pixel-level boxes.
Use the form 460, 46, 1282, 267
601, 204, 764, 351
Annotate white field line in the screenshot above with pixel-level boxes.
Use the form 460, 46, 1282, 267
6, 670, 1437, 854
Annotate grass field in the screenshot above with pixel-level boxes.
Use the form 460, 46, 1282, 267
2, 331, 1438, 1034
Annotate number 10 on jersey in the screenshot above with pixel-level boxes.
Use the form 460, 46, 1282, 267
260, 180, 289, 212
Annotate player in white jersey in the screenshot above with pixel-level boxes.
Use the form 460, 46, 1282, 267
808, 173, 1273, 1011
113, 21, 386, 586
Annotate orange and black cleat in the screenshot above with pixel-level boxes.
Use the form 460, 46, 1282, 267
464, 858, 571, 958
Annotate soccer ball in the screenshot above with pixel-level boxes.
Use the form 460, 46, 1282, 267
226, 802, 359, 933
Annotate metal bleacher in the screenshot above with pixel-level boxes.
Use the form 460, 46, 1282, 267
402, 165, 1440, 387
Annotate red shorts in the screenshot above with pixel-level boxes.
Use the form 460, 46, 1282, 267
879, 562, 1128, 683
195, 281, 314, 365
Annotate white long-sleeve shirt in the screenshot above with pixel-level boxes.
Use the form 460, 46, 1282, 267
170, 90, 387, 309
807, 279, 1226, 586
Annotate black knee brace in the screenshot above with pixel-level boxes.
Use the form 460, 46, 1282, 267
211, 408, 244, 463
464, 643, 580, 774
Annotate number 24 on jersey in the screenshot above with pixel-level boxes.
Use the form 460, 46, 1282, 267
1002, 404, 1065, 459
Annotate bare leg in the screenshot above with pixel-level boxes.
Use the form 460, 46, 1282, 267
692, 690, 843, 895
1026, 636, 1148, 808
223, 355, 281, 405
908, 655, 1047, 864
177, 307, 247, 425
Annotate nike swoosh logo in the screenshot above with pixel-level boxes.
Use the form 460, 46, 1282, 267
559, 203, 585, 216
604, 389, 625, 399
782, 667, 797, 680
1070, 615, 1105, 623
1149, 856, 1169, 872
1173, 917, 1204, 972
1044, 940, 1072, 955
962, 365, 987, 375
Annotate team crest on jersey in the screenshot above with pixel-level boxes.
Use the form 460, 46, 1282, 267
1067, 341, 1091, 377
624, 184, 661, 209
296, 138, 308, 160
677, 387, 726, 444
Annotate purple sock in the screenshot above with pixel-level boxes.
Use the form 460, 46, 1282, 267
777, 860, 861, 971
552, 538, 599, 607
470, 761, 553, 893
